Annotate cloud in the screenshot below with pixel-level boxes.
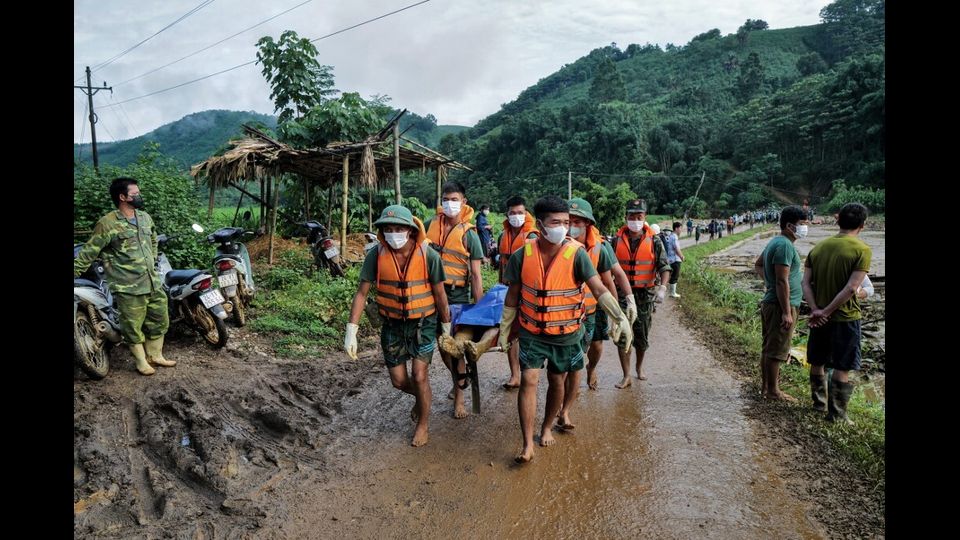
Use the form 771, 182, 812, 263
74, 0, 831, 141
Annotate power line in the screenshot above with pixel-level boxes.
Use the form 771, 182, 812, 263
99, 0, 433, 108
115, 0, 316, 87
117, 101, 139, 137
77, 0, 217, 82
77, 101, 89, 160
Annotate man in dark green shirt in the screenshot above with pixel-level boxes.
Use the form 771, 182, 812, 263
498, 196, 633, 464
346, 205, 450, 447
754, 205, 807, 402
74, 177, 175, 376
802, 203, 871, 425
424, 181, 485, 418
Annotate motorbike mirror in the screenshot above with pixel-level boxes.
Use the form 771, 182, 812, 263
191, 223, 205, 233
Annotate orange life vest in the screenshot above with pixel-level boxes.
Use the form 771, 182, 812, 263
426, 206, 476, 288
376, 243, 436, 320
498, 211, 539, 282
580, 225, 606, 314
613, 225, 657, 289
518, 239, 585, 336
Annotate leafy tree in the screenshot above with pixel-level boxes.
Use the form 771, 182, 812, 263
796, 52, 828, 76
256, 30, 337, 124
589, 57, 627, 103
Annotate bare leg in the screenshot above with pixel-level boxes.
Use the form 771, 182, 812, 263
586, 340, 603, 390
539, 371, 566, 446
503, 340, 521, 389
388, 364, 415, 395
760, 354, 770, 395
465, 327, 499, 362
516, 368, 539, 463
440, 349, 468, 419
634, 348, 648, 380
557, 370, 580, 429
766, 359, 797, 402
410, 359, 432, 446
616, 345, 633, 389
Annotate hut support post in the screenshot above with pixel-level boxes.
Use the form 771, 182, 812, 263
394, 123, 402, 204
340, 156, 350, 250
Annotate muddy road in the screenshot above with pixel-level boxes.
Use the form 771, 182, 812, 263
75, 293, 882, 538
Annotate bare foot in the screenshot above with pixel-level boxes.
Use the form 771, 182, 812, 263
635, 371, 648, 380
587, 371, 599, 390
438, 334, 464, 358
464, 341, 480, 363
453, 403, 468, 419
764, 391, 799, 403
515, 446, 535, 463
615, 377, 632, 389
539, 431, 556, 447
556, 413, 576, 430
411, 424, 429, 447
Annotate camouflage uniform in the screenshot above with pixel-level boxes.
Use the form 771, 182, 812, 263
74, 210, 168, 344
614, 233, 670, 352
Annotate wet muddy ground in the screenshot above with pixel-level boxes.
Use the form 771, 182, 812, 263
74, 295, 883, 538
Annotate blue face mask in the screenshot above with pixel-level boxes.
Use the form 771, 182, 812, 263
568, 226, 585, 239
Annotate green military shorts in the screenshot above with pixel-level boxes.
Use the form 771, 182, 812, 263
519, 330, 585, 374
616, 289, 654, 352
380, 313, 437, 368
592, 308, 609, 342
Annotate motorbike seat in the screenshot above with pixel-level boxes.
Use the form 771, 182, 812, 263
212, 227, 243, 242
165, 269, 204, 286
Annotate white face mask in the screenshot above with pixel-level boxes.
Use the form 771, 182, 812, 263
508, 214, 526, 228
568, 225, 585, 239
541, 223, 568, 244
442, 200, 462, 217
384, 232, 409, 250
482, 209, 489, 215
627, 220, 644, 232
795, 224, 809, 238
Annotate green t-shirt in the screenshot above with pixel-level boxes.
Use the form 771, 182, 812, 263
503, 240, 598, 346
359, 242, 446, 285
805, 233, 872, 322
424, 217, 485, 304
596, 241, 615, 273
761, 235, 803, 307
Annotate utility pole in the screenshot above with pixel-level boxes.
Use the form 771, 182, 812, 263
567, 171, 572, 199
684, 171, 707, 220
73, 66, 112, 174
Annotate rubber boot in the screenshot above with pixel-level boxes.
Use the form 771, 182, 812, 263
144, 336, 176, 367
810, 373, 828, 411
129, 343, 155, 376
827, 380, 855, 425
669, 283, 681, 298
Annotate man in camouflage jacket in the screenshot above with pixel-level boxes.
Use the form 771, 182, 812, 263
74, 177, 176, 375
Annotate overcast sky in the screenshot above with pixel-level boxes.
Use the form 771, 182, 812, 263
74, 0, 832, 142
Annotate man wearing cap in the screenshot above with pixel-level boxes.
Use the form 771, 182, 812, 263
498, 195, 633, 463
496, 195, 540, 389
554, 197, 635, 430
345, 205, 451, 447
564, 198, 635, 396
610, 199, 671, 387
425, 181, 485, 418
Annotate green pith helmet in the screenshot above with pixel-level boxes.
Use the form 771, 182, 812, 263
567, 198, 596, 224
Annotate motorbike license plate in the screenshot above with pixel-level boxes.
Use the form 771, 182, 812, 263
324, 247, 340, 259
199, 288, 225, 308
218, 272, 239, 287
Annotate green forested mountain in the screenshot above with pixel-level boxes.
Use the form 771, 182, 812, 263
432, 0, 884, 215
74, 109, 468, 170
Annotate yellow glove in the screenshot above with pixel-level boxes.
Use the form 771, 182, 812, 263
597, 292, 633, 352
498, 306, 517, 352
344, 322, 359, 360
441, 322, 452, 336
624, 293, 638, 325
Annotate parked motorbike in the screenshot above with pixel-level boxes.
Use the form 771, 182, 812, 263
302, 220, 344, 277
73, 245, 122, 379
157, 225, 230, 348
207, 227, 256, 327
